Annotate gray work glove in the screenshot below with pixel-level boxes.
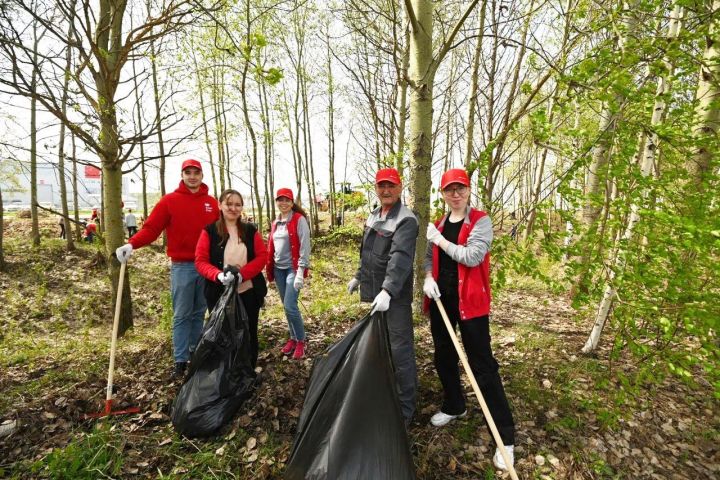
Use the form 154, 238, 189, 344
347, 278, 359, 295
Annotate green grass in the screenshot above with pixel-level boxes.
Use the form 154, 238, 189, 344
26, 424, 125, 479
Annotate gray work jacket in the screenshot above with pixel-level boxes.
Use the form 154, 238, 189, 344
354, 201, 418, 306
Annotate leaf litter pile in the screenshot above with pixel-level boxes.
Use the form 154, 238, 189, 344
0, 216, 718, 479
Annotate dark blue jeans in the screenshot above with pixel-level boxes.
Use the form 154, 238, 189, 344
170, 262, 206, 363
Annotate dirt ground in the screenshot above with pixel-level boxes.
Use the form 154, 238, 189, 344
0, 216, 718, 479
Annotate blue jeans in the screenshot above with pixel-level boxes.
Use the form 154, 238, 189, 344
170, 262, 206, 363
274, 267, 305, 341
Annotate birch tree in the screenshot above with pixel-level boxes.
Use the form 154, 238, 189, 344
404, 0, 480, 281
582, 4, 684, 353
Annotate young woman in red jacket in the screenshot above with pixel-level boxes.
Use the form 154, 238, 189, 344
422, 168, 515, 471
266, 188, 311, 360
195, 189, 268, 368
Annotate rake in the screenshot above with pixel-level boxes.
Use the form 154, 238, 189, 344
85, 261, 141, 419
434, 298, 519, 480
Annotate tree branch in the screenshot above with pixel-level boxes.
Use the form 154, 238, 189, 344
403, 0, 419, 33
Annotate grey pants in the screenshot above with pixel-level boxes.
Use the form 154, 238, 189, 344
384, 304, 418, 421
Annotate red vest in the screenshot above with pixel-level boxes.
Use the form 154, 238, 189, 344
266, 212, 309, 282
424, 208, 491, 320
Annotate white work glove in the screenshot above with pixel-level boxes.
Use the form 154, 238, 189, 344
293, 268, 305, 291
115, 244, 133, 263
217, 271, 235, 286
347, 278, 360, 295
426, 223, 444, 246
370, 289, 391, 315
423, 276, 441, 299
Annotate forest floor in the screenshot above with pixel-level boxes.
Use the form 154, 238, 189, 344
0, 215, 718, 479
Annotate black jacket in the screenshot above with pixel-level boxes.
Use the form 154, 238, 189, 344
203, 223, 268, 312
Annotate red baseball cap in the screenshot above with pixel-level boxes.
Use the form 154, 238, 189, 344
275, 188, 294, 201
181, 159, 202, 172
375, 168, 401, 185
440, 168, 470, 190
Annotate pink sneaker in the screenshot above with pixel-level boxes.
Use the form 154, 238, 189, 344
292, 340, 307, 360
281, 339, 296, 355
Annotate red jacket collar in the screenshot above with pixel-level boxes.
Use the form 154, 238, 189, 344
174, 180, 209, 196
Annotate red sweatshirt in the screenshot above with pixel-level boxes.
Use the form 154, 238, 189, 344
194, 229, 268, 283
129, 181, 219, 262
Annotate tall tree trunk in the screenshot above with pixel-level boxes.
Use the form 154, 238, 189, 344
396, 24, 410, 174
290, 83, 304, 203
301, 73, 319, 231
150, 39, 166, 198
327, 28, 337, 228
480, 0, 499, 209
30, 22, 40, 247
464, 0, 487, 172
406, 0, 435, 284
213, 71, 226, 192
0, 183, 5, 271
96, 0, 132, 335
222, 81, 232, 188
260, 80, 275, 223
72, 134, 81, 240
57, 0, 76, 251
405, 0, 480, 290
239, 24, 263, 232
687, 0, 720, 191
131, 49, 148, 219
192, 47, 217, 198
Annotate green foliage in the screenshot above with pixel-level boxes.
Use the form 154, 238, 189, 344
333, 190, 366, 211
315, 223, 363, 247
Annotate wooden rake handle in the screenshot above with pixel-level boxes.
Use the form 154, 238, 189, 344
434, 298, 519, 480
105, 261, 126, 402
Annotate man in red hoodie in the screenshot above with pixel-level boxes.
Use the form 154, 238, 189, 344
115, 159, 219, 379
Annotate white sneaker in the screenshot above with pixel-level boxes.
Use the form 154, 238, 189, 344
493, 445, 515, 470
430, 410, 467, 427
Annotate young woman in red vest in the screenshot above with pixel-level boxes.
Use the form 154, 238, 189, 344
423, 168, 515, 471
267, 188, 311, 360
195, 189, 268, 368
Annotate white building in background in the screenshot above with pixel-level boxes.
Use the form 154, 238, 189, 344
4, 160, 131, 210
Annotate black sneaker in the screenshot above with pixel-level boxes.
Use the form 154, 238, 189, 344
171, 362, 187, 381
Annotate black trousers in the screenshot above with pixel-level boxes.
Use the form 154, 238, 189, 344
239, 290, 261, 369
429, 285, 515, 445
127, 226, 137, 238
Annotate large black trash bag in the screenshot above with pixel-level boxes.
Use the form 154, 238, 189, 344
171, 281, 256, 437
285, 312, 415, 480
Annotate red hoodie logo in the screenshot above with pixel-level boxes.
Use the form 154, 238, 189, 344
204, 202, 213, 213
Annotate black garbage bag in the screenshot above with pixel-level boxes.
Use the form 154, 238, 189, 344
285, 312, 415, 480
170, 281, 256, 437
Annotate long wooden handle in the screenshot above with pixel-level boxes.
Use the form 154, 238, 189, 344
105, 261, 126, 402
434, 298, 519, 480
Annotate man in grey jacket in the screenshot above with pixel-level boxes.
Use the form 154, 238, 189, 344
347, 167, 419, 423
